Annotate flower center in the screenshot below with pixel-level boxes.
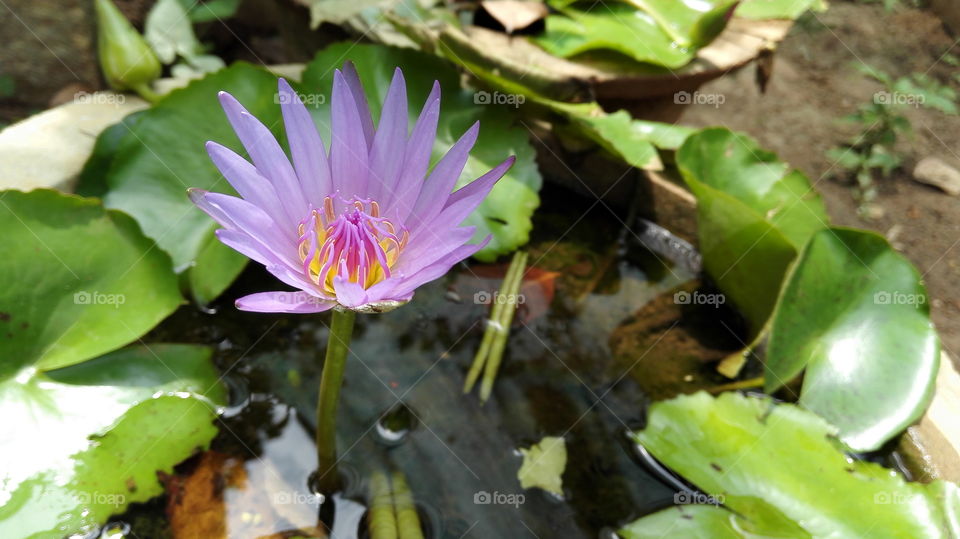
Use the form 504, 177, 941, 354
297, 197, 408, 295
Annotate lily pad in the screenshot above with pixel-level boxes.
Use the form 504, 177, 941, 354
299, 42, 542, 261
78, 62, 283, 303
765, 228, 940, 451
620, 501, 809, 539
625, 391, 960, 537
676, 128, 828, 331
538, 0, 822, 68
537, 3, 706, 69
0, 189, 181, 374
0, 344, 225, 538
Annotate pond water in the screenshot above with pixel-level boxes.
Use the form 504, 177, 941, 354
111, 185, 748, 538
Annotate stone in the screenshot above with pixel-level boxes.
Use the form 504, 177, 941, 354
913, 157, 960, 196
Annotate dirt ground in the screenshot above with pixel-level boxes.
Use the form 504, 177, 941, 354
680, 2, 960, 360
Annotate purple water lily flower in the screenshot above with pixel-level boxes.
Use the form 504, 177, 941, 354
189, 65, 514, 314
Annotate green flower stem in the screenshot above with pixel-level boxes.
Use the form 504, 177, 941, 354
463, 250, 528, 401
480, 251, 527, 402
463, 286, 509, 393
316, 308, 356, 494
131, 82, 162, 104
709, 376, 764, 394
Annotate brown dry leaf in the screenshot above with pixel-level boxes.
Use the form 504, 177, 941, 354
164, 451, 248, 539
164, 449, 327, 539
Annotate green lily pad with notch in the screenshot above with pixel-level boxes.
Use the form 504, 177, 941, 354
535, 0, 823, 70
0, 189, 182, 374
78, 62, 283, 304
625, 391, 960, 538
299, 42, 542, 261
765, 227, 940, 451
537, 3, 699, 69
676, 128, 828, 332
0, 344, 225, 538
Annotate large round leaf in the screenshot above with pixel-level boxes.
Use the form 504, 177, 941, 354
81, 62, 281, 304
0, 344, 225, 538
676, 128, 828, 331
299, 42, 542, 261
627, 392, 960, 537
0, 189, 181, 374
765, 228, 940, 451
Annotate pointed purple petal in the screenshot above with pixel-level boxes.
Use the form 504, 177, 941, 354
383, 239, 489, 300
393, 226, 476, 276
330, 70, 371, 199
218, 91, 307, 223
278, 78, 332, 206
189, 189, 297, 262
367, 68, 408, 203
236, 291, 335, 313
388, 81, 440, 220
405, 121, 479, 231
206, 141, 289, 227
422, 156, 515, 233
215, 229, 316, 291
342, 61, 375, 147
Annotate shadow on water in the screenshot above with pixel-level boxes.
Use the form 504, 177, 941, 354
117, 184, 748, 538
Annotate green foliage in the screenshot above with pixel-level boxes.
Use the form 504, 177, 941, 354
0, 190, 222, 537
177, 0, 242, 22
0, 189, 182, 373
536, 0, 824, 68
0, 345, 225, 538
622, 392, 960, 538
765, 227, 940, 451
676, 128, 828, 332
677, 130, 938, 450
94, 0, 162, 93
828, 63, 957, 208
858, 0, 926, 12
146, 0, 225, 77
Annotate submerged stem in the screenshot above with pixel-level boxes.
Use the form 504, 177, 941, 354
480, 251, 527, 402
709, 376, 764, 394
316, 308, 357, 494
